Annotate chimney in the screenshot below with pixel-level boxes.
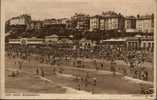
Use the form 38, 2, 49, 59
137, 14, 140, 18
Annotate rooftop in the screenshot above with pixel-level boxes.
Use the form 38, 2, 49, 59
137, 14, 154, 19
102, 11, 123, 18
125, 16, 136, 19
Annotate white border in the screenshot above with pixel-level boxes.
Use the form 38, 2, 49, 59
1, 0, 5, 99
154, 0, 157, 99
1, 0, 5, 97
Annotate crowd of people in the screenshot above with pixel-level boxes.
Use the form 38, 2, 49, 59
6, 43, 152, 82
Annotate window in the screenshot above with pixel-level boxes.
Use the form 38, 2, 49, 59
143, 43, 146, 49
152, 43, 154, 52
148, 42, 151, 48
152, 43, 154, 47
135, 42, 138, 49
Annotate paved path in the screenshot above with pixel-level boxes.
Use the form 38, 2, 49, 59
53, 65, 153, 85
76, 58, 153, 68
58, 65, 122, 75
123, 76, 153, 85
39, 76, 91, 94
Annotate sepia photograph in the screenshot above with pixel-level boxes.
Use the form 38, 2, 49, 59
2, 0, 156, 99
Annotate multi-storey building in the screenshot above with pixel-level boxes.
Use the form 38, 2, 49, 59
71, 13, 90, 31
126, 37, 140, 50
43, 18, 57, 27
126, 35, 154, 52
100, 18, 105, 31
140, 36, 154, 52
66, 20, 73, 30
9, 14, 32, 30
30, 20, 43, 30
6, 12, 154, 35
89, 15, 101, 31
57, 18, 69, 24
125, 16, 137, 32
102, 11, 125, 32
100, 38, 127, 51
99, 35, 154, 52
90, 11, 125, 32
136, 14, 154, 33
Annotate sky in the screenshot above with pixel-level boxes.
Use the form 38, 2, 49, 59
5, 0, 156, 20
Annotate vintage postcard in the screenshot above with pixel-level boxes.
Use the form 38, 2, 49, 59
0, 0, 157, 99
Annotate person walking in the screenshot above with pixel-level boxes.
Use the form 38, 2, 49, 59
36, 67, 39, 75
144, 71, 148, 81
41, 68, 45, 77
18, 61, 23, 70
101, 63, 104, 69
110, 60, 116, 76
93, 77, 96, 86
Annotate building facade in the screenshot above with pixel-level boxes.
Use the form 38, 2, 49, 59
90, 11, 125, 32
30, 21, 43, 30
136, 14, 154, 33
100, 18, 105, 31
126, 37, 140, 50
9, 14, 32, 30
100, 38, 126, 51
57, 18, 69, 24
43, 18, 57, 26
89, 15, 101, 31
125, 16, 137, 32
71, 13, 90, 31
105, 11, 125, 32
126, 35, 154, 52
66, 20, 73, 30
6, 12, 154, 35
79, 38, 97, 49
140, 37, 154, 52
